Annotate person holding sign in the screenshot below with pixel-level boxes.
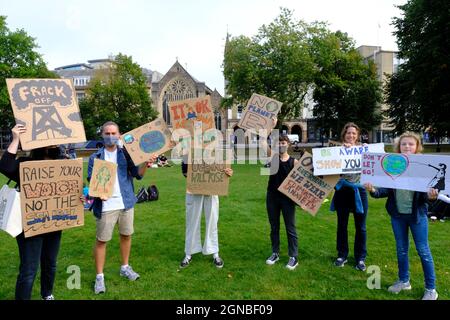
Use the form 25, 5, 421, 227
265, 135, 300, 270
179, 154, 233, 269
330, 122, 368, 271
87, 121, 157, 295
364, 132, 439, 300
0, 124, 70, 300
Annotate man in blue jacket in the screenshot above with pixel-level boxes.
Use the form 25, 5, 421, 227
88, 121, 156, 294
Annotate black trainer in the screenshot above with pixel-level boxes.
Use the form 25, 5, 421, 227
180, 256, 192, 268
266, 253, 280, 265
355, 260, 366, 271
286, 257, 299, 270
334, 257, 347, 267
213, 257, 224, 268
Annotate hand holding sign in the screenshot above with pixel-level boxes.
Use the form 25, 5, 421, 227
145, 154, 159, 168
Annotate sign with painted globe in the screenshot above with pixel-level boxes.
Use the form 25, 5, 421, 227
361, 152, 450, 194
121, 118, 175, 166
139, 131, 166, 153
381, 154, 409, 178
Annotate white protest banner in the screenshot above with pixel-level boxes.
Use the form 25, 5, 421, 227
361, 152, 450, 194
312, 143, 385, 176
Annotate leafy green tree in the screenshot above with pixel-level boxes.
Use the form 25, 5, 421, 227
0, 16, 57, 130
79, 53, 157, 138
223, 8, 382, 135
223, 8, 317, 127
311, 30, 382, 138
385, 0, 450, 148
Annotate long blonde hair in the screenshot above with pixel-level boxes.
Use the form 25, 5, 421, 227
393, 131, 423, 154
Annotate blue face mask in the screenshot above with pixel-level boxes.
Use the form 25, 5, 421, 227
103, 135, 119, 147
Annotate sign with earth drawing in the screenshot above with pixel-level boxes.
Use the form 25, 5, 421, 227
361, 152, 450, 194
88, 159, 117, 198
237, 93, 282, 137
120, 118, 175, 166
6, 79, 87, 151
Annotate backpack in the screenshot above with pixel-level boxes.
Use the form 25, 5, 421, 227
136, 186, 149, 203
147, 185, 159, 201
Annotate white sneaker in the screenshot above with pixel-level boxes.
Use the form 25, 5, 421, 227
120, 265, 140, 281
94, 276, 106, 294
422, 289, 438, 300
388, 280, 412, 294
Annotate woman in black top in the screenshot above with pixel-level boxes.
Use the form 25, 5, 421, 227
265, 135, 300, 270
0, 124, 65, 300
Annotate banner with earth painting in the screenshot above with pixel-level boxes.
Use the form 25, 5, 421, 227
361, 152, 450, 194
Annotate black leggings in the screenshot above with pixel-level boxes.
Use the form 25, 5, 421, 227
266, 191, 298, 257
15, 231, 62, 300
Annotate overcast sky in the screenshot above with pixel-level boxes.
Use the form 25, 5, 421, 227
1, 0, 407, 95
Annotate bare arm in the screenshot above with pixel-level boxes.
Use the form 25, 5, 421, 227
7, 124, 26, 155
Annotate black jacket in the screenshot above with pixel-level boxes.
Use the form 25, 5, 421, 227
370, 187, 430, 224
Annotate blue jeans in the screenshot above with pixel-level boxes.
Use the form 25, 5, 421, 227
15, 231, 62, 300
391, 214, 436, 289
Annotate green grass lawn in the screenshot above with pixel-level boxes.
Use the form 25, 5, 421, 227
0, 163, 449, 300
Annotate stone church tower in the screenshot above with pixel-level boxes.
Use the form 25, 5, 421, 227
151, 60, 226, 132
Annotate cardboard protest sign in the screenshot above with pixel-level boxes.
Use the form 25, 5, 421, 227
312, 143, 385, 176
169, 96, 215, 133
88, 159, 117, 198
278, 152, 339, 216
6, 79, 86, 151
121, 118, 175, 165
19, 159, 84, 238
237, 93, 282, 136
361, 152, 450, 194
186, 148, 232, 196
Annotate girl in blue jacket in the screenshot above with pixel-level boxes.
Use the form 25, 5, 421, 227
364, 132, 439, 300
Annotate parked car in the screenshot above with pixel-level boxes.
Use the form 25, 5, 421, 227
286, 134, 300, 144
84, 140, 104, 149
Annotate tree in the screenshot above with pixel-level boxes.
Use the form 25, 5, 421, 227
79, 53, 157, 138
311, 30, 382, 138
0, 16, 57, 130
223, 8, 317, 127
385, 0, 450, 148
223, 8, 382, 135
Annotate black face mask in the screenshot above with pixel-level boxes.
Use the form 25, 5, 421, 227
31, 147, 60, 160
46, 147, 60, 159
